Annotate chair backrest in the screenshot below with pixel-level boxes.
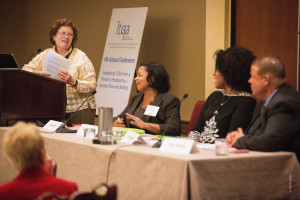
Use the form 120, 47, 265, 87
34, 192, 68, 200
43, 160, 57, 176
70, 184, 117, 200
188, 100, 205, 133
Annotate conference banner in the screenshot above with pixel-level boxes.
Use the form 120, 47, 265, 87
95, 7, 148, 117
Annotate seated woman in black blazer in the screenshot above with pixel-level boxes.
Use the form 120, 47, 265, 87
188, 46, 256, 143
113, 62, 181, 136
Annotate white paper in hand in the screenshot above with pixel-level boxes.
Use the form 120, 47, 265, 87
44, 49, 70, 80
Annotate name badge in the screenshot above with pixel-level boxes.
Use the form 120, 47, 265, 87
144, 105, 160, 117
160, 138, 198, 155
120, 130, 145, 144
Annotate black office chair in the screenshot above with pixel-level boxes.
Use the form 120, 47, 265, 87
43, 160, 57, 176
70, 184, 117, 200
34, 192, 68, 200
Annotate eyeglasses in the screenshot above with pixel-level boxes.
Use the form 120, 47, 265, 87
57, 31, 74, 37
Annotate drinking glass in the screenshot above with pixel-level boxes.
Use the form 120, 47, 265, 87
215, 138, 229, 156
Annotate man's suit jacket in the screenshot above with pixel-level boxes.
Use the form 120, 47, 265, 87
234, 84, 300, 159
116, 92, 181, 136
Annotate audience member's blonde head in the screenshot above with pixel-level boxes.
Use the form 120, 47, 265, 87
3, 122, 45, 171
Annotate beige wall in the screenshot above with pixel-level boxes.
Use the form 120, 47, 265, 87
0, 0, 229, 122
205, 0, 231, 98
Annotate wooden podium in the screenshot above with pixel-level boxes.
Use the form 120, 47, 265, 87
0, 69, 66, 126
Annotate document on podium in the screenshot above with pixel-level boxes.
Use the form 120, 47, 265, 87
44, 49, 70, 80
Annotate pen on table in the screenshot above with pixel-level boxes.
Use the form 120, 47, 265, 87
117, 117, 124, 125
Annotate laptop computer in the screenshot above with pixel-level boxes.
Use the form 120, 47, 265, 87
0, 54, 20, 69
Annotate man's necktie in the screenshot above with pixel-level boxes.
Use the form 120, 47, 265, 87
248, 105, 266, 134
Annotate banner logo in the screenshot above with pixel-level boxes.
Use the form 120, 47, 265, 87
116, 21, 131, 40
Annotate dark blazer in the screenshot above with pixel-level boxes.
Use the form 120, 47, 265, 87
115, 92, 181, 136
234, 84, 300, 160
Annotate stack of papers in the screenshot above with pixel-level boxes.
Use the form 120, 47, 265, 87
44, 49, 70, 80
196, 143, 249, 153
112, 127, 145, 134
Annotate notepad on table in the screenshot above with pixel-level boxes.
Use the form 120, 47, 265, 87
112, 127, 145, 134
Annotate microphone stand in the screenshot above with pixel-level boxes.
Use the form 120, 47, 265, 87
152, 94, 188, 148
25, 48, 41, 66
56, 90, 97, 133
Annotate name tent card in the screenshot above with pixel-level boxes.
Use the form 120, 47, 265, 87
160, 138, 198, 155
42, 120, 63, 132
77, 124, 98, 139
120, 130, 145, 144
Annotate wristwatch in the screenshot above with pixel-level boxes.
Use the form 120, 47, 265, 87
73, 79, 78, 87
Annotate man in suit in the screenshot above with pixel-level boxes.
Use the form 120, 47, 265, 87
227, 56, 300, 160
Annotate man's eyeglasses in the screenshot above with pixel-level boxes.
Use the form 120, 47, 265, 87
57, 31, 74, 37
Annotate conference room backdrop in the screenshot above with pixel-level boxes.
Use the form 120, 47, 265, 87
0, 0, 230, 124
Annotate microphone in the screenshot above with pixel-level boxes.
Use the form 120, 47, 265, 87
152, 93, 189, 148
56, 90, 97, 133
25, 48, 42, 65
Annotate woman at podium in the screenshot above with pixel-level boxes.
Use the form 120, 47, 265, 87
22, 18, 96, 126
113, 62, 181, 136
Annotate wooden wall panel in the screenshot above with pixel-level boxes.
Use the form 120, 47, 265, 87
233, 0, 298, 89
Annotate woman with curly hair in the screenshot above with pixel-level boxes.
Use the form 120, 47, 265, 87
188, 46, 257, 143
23, 18, 96, 126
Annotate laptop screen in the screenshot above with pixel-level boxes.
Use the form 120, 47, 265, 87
0, 54, 19, 69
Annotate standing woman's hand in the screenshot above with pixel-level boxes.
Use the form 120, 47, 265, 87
58, 70, 77, 86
